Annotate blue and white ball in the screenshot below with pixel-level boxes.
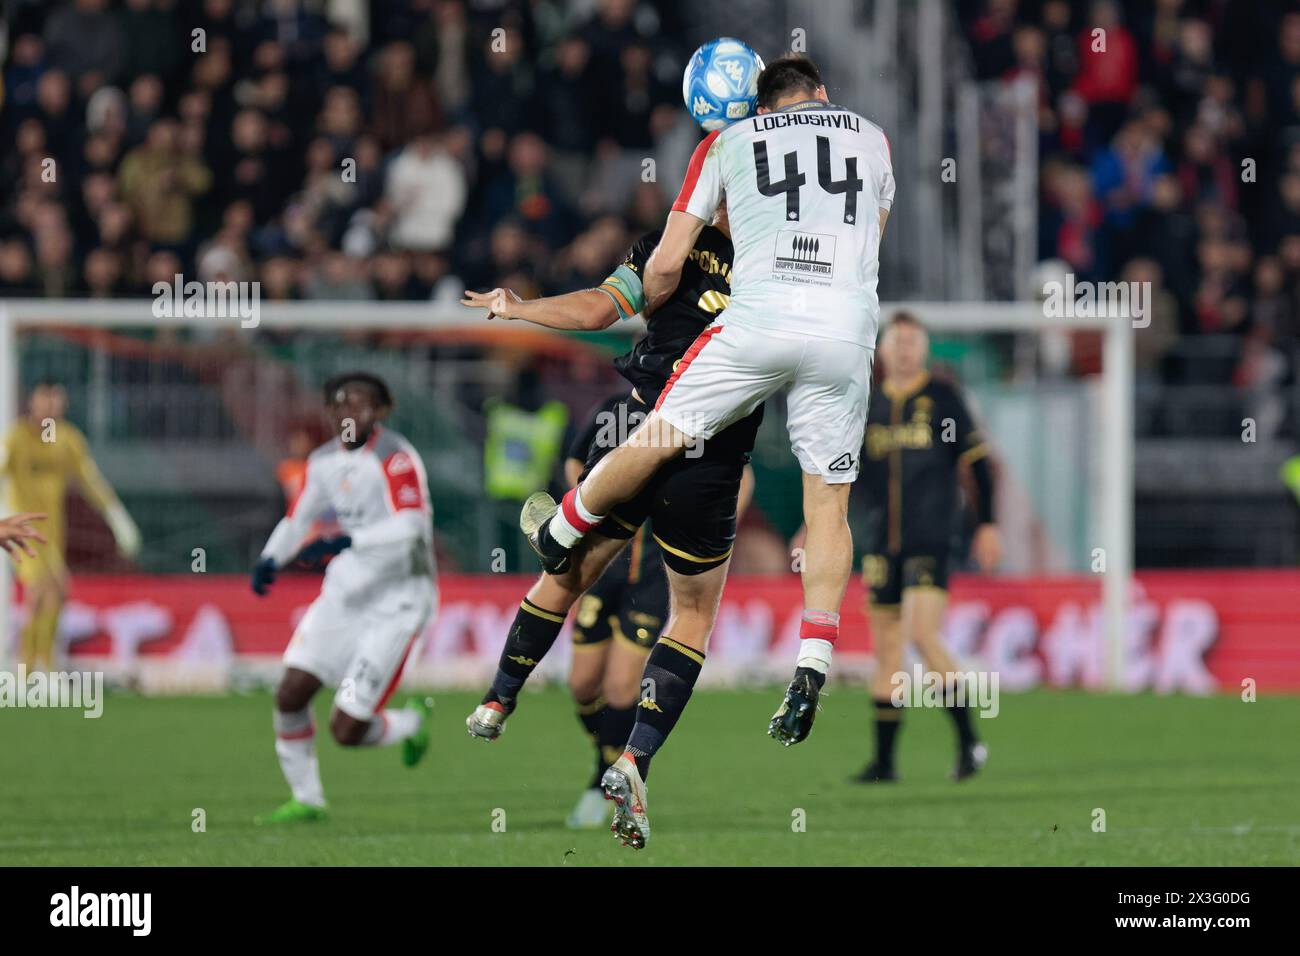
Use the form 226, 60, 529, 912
682, 38, 765, 132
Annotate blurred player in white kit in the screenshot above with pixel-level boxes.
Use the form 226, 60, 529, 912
250, 372, 437, 824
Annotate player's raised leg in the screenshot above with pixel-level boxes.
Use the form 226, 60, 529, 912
604, 558, 727, 849
524, 415, 688, 574
328, 582, 435, 761
467, 532, 630, 739
329, 697, 432, 759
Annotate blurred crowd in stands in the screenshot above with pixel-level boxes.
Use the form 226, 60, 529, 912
963, 0, 1300, 399
0, 0, 690, 307
5, 0, 1300, 405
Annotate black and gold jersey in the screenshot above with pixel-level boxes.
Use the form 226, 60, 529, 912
857, 372, 991, 555
597, 224, 735, 407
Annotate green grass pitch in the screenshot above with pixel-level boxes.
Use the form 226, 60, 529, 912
2, 687, 1296, 866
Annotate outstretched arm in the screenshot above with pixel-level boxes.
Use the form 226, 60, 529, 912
460, 287, 618, 331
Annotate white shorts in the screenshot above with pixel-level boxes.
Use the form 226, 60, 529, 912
655, 323, 872, 482
283, 576, 436, 720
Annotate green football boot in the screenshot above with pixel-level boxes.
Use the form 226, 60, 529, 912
402, 696, 434, 767
255, 798, 327, 825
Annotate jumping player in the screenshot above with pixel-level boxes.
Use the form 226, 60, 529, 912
517, 54, 895, 754
561, 393, 668, 829
250, 372, 437, 824
561, 392, 755, 829
460, 201, 761, 849
855, 312, 999, 782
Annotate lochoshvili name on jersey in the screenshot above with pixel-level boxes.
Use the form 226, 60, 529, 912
750, 111, 861, 133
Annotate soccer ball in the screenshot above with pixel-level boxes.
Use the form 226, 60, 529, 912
682, 38, 765, 132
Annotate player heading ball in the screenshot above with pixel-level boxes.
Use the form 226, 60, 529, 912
512, 50, 895, 843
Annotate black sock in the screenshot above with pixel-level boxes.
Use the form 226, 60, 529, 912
944, 681, 977, 749
575, 695, 608, 788
484, 598, 565, 709
597, 704, 637, 788
624, 638, 704, 781
873, 697, 904, 769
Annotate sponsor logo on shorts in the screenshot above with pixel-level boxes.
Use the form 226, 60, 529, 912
827, 452, 856, 473
772, 230, 836, 285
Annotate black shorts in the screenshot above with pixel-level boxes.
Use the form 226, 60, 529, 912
572, 530, 668, 651
578, 393, 747, 576
861, 550, 950, 608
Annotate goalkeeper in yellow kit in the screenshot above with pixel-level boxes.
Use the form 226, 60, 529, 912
1, 382, 140, 670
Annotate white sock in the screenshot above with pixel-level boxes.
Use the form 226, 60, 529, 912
359, 708, 421, 747
273, 708, 325, 807
548, 488, 603, 548
797, 637, 835, 675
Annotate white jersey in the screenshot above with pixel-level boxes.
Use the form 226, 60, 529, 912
672, 100, 895, 349
260, 426, 435, 602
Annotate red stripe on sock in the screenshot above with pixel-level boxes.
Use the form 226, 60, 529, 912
276, 726, 315, 741
799, 619, 839, 645
560, 488, 599, 533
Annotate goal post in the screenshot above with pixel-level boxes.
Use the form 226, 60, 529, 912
0, 298, 1133, 688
